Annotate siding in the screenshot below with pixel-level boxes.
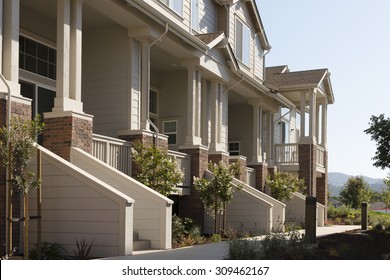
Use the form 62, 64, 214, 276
82, 26, 129, 137
199, 0, 217, 33
130, 40, 141, 130
28, 146, 133, 257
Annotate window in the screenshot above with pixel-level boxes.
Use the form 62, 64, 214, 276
229, 142, 240, 156
163, 120, 178, 145
149, 89, 158, 116
235, 19, 251, 66
19, 35, 56, 80
160, 0, 183, 16
191, 0, 199, 31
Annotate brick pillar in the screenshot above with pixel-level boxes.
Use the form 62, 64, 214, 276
0, 97, 32, 256
316, 150, 328, 221
119, 131, 168, 176
229, 156, 247, 183
208, 152, 229, 166
298, 144, 317, 196
248, 163, 268, 192
178, 146, 208, 228
43, 113, 93, 161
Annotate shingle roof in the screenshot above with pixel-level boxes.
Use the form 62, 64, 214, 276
195, 32, 224, 45
265, 66, 328, 89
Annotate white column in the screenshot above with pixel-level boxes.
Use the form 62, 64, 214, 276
266, 111, 273, 163
251, 103, 263, 163
3, 0, 20, 89
321, 101, 328, 147
56, 0, 71, 103
140, 38, 149, 130
185, 67, 201, 146
316, 103, 321, 142
70, 0, 83, 102
309, 89, 317, 143
209, 80, 221, 151
300, 91, 306, 138
201, 79, 209, 146
53, 0, 85, 113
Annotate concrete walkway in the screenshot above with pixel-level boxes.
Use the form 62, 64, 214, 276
104, 225, 360, 260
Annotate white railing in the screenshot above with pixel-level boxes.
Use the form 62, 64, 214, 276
92, 134, 132, 176
275, 144, 299, 165
316, 146, 325, 168
246, 167, 255, 187
168, 150, 191, 187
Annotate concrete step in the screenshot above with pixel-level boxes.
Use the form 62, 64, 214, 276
133, 240, 152, 251
133, 231, 151, 251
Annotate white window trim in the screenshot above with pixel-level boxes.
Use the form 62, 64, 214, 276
163, 119, 179, 145
191, 0, 199, 32
160, 0, 184, 17
228, 141, 240, 156
235, 17, 251, 67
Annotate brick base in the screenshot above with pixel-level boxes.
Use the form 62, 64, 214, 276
229, 156, 247, 183
248, 163, 268, 192
178, 146, 208, 229
43, 114, 93, 161
208, 152, 229, 166
298, 144, 317, 196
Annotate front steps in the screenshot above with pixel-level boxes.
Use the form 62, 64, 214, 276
133, 231, 151, 251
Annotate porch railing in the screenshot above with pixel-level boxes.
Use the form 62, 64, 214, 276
246, 167, 255, 188
92, 134, 132, 176
275, 144, 299, 166
316, 145, 325, 168
168, 150, 191, 187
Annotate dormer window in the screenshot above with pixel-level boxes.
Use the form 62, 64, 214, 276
236, 19, 251, 66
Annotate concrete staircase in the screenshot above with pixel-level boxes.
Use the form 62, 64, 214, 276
133, 231, 151, 251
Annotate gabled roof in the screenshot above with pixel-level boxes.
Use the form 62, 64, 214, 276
244, 0, 271, 51
266, 67, 329, 88
195, 32, 224, 45
265, 66, 335, 104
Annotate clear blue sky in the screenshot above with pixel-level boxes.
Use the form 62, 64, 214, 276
257, 0, 390, 179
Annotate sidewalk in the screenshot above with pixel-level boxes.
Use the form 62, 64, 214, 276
104, 225, 360, 260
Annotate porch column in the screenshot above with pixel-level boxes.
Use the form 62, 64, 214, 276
44, 0, 92, 160
316, 103, 321, 143
265, 111, 273, 164
2, 0, 20, 94
139, 38, 150, 131
209, 80, 222, 152
300, 91, 306, 138
308, 89, 317, 143
185, 67, 202, 146
201, 79, 210, 147
53, 0, 83, 113
321, 101, 327, 147
250, 101, 263, 163
0, 0, 3, 74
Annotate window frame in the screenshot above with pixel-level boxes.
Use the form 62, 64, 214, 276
163, 120, 178, 145
160, 0, 184, 17
235, 18, 251, 66
191, 0, 199, 31
228, 141, 240, 156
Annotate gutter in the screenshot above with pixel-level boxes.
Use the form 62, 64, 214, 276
147, 23, 169, 147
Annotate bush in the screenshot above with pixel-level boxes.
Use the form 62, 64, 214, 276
172, 215, 204, 247
29, 242, 65, 260
226, 231, 317, 260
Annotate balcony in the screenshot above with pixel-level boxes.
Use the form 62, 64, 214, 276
275, 143, 326, 172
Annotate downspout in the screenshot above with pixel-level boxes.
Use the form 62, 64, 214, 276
147, 23, 168, 147
0, 74, 12, 257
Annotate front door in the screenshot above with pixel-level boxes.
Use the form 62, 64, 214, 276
20, 81, 55, 144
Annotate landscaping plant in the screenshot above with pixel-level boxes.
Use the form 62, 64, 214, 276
265, 169, 305, 201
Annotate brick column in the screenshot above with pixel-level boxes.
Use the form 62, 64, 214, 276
298, 143, 317, 196
178, 146, 208, 228
316, 150, 328, 220
229, 156, 247, 183
208, 152, 229, 166
248, 163, 268, 192
43, 112, 93, 161
119, 131, 168, 177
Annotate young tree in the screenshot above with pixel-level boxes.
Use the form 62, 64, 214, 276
382, 176, 390, 213
265, 169, 305, 202
193, 161, 240, 233
364, 114, 390, 170
339, 176, 373, 209
131, 141, 183, 197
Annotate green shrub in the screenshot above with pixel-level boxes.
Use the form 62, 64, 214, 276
226, 231, 317, 260
172, 215, 204, 247
29, 242, 65, 260
210, 234, 222, 243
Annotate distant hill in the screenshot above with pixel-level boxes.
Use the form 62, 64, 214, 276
328, 172, 386, 196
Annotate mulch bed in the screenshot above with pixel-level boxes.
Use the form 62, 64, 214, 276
315, 229, 390, 259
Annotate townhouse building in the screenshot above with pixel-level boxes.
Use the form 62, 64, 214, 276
0, 0, 334, 257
